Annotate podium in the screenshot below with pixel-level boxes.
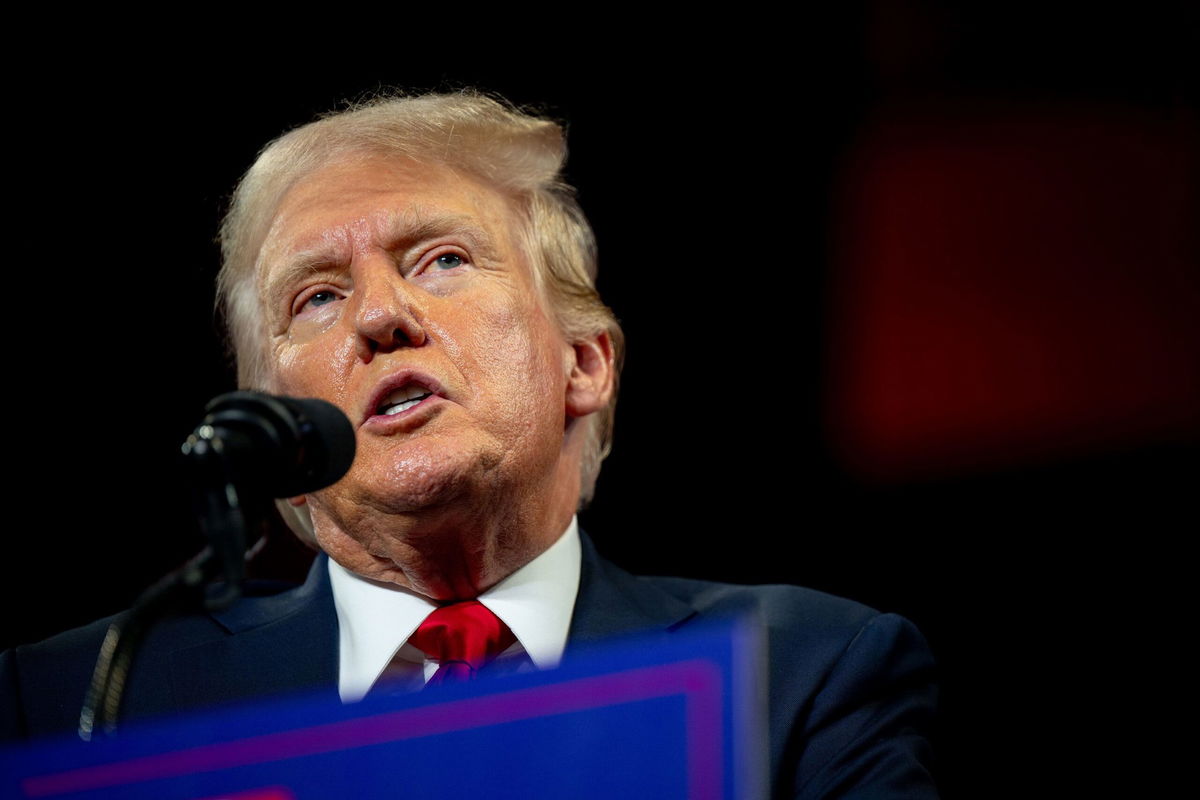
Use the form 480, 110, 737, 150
2, 621, 764, 799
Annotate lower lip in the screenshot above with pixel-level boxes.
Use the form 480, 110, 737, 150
361, 394, 444, 433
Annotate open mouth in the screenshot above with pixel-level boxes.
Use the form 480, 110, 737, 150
376, 385, 433, 416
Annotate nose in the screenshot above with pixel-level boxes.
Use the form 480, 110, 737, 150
352, 259, 428, 360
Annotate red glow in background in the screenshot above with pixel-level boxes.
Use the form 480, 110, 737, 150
829, 107, 1199, 478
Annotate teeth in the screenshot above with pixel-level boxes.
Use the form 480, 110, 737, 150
383, 397, 424, 415
378, 385, 431, 416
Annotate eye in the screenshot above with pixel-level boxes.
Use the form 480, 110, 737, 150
307, 290, 338, 307
293, 288, 342, 317
432, 253, 464, 270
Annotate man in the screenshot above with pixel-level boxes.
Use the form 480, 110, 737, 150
2, 92, 937, 797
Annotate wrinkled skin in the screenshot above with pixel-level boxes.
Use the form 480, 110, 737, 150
256, 155, 613, 600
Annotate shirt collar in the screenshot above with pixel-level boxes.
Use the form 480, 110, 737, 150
329, 517, 581, 701
476, 517, 580, 671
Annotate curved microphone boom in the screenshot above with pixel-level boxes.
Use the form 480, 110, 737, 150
80, 393, 355, 740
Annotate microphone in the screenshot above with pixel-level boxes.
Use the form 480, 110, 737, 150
182, 391, 357, 497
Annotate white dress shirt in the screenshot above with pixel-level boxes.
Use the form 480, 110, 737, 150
329, 517, 582, 702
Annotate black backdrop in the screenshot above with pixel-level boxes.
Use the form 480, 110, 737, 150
4, 5, 1196, 797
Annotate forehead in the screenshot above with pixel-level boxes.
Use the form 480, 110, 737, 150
256, 154, 522, 279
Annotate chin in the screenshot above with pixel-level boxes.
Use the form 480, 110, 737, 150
388, 448, 499, 510
331, 435, 503, 517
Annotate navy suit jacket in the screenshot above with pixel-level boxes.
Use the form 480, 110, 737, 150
2, 536, 938, 798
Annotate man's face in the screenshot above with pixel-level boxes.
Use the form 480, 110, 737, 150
256, 155, 580, 586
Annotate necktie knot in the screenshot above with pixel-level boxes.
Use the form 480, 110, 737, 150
409, 600, 516, 685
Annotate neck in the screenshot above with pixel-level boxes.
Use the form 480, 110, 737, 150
310, 429, 587, 600
311, 472, 580, 601
373, 505, 575, 601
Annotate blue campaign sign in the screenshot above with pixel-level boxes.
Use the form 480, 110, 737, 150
1, 619, 765, 800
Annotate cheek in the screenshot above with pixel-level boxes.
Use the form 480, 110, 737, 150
272, 334, 358, 406
467, 293, 567, 418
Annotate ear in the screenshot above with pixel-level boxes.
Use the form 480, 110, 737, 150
565, 331, 615, 419
287, 495, 308, 507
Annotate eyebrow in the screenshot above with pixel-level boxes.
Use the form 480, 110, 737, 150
259, 207, 505, 308
382, 210, 504, 261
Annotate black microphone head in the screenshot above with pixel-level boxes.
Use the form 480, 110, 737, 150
199, 392, 357, 497
272, 395, 358, 494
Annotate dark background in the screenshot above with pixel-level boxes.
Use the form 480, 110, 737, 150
4, 4, 1197, 796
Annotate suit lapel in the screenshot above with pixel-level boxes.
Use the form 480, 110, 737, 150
567, 531, 696, 653
168, 555, 339, 711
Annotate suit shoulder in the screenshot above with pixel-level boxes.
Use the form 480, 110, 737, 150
11, 601, 236, 668
2, 576, 321, 744
10, 613, 121, 666
635, 575, 932, 688
639, 574, 882, 637
637, 576, 937, 797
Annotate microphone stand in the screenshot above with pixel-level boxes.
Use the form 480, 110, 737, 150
78, 425, 266, 741
76, 391, 355, 741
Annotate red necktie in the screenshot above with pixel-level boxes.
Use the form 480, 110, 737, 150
409, 601, 517, 686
